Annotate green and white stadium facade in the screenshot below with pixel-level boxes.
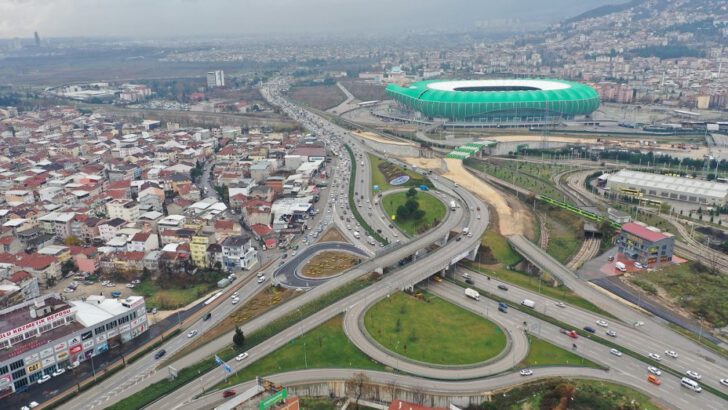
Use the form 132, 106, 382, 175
386, 79, 600, 125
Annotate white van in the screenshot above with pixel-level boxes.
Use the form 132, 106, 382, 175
681, 377, 702, 392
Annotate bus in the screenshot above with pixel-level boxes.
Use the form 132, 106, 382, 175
619, 188, 642, 197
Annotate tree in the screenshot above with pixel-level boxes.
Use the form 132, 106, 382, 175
233, 326, 245, 347
63, 235, 84, 246
406, 187, 417, 198
345, 372, 373, 408
61, 260, 78, 277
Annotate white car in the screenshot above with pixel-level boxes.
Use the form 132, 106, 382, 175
231, 297, 240, 305
606, 330, 617, 337
257, 276, 265, 284
187, 329, 198, 338
132, 279, 141, 284
610, 348, 623, 357
687, 370, 702, 380
648, 353, 662, 361
519, 369, 533, 376
37, 374, 51, 384
665, 350, 679, 358
126, 283, 135, 288
596, 320, 609, 327
647, 366, 661, 376
67, 361, 80, 370
555, 301, 566, 308
52, 368, 65, 377
232, 291, 239, 297
634, 262, 644, 269
720, 378, 728, 387
235, 352, 249, 361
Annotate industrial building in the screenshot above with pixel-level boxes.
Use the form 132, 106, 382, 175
0, 294, 147, 398
617, 222, 675, 266
606, 169, 728, 206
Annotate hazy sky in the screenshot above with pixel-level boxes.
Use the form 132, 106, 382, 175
0, 0, 614, 39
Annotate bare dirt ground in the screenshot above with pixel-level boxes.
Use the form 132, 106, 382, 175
319, 227, 348, 243
300, 251, 361, 278
353, 130, 416, 146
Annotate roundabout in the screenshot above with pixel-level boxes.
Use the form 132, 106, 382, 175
273, 241, 369, 289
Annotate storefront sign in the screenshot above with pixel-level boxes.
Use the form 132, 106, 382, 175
0, 308, 73, 342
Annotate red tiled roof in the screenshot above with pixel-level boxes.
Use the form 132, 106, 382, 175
18, 254, 56, 270
264, 238, 277, 249
9, 270, 32, 283
117, 251, 145, 261
0, 236, 15, 245
0, 253, 18, 264
622, 222, 670, 243
69, 245, 98, 257
214, 220, 235, 230
107, 180, 132, 190
131, 232, 151, 242
251, 224, 272, 236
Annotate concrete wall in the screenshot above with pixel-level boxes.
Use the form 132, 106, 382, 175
285, 381, 491, 408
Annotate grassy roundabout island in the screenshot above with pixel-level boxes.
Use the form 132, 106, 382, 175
382, 189, 447, 235
364, 292, 507, 365
301, 251, 362, 278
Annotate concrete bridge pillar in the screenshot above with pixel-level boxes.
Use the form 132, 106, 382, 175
438, 231, 450, 246
465, 243, 480, 261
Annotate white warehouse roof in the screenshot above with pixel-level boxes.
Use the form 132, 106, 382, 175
608, 170, 728, 200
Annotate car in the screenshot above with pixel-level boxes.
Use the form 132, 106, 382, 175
665, 350, 679, 358
37, 374, 51, 384
555, 301, 566, 308
520, 369, 533, 376
687, 370, 702, 380
187, 329, 198, 338
155, 349, 166, 359
465, 277, 474, 285
596, 320, 609, 327
132, 279, 141, 284
648, 374, 662, 385
151, 308, 158, 315
223, 389, 237, 398
497, 284, 509, 291
720, 379, 728, 387
610, 348, 623, 357
232, 291, 239, 297
52, 368, 65, 377
28, 402, 39, 409
583, 326, 596, 333
235, 352, 249, 361
231, 297, 240, 305
647, 366, 662, 376
633, 321, 645, 327
649, 353, 662, 361
126, 283, 135, 288
606, 330, 617, 337
67, 361, 80, 370
634, 262, 644, 269
203, 312, 212, 321
257, 276, 266, 284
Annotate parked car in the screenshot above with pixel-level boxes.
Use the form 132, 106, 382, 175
37, 374, 51, 384
52, 368, 65, 377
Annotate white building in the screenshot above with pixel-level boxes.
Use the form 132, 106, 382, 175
606, 169, 728, 206
221, 235, 257, 271
206, 70, 225, 88
106, 199, 140, 222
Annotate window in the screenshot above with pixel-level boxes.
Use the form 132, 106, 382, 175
13, 378, 28, 389
23, 330, 36, 339
12, 368, 26, 379
0, 365, 8, 375
53, 319, 65, 328
95, 326, 106, 335
0, 340, 9, 350
38, 323, 52, 334
9, 360, 23, 371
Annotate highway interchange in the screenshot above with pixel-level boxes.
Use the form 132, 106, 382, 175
52, 79, 728, 410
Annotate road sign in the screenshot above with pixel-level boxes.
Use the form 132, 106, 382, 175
259, 388, 288, 410
168, 366, 178, 379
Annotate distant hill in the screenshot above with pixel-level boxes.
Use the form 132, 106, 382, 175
564, 0, 645, 24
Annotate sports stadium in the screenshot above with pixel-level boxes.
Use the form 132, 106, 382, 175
386, 79, 600, 126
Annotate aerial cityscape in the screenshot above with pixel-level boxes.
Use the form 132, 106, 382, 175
1, 1, 728, 409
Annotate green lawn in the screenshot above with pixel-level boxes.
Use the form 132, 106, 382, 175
382, 191, 447, 235
134, 280, 213, 310
541, 207, 583, 264
481, 229, 523, 266
466, 263, 616, 320
214, 315, 385, 390
519, 335, 601, 369
369, 154, 432, 192
364, 292, 507, 365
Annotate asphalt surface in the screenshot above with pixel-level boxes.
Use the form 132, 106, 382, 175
273, 241, 369, 288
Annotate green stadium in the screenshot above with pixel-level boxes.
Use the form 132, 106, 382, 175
386, 79, 600, 125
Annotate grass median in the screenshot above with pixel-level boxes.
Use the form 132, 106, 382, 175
345, 144, 387, 245
447, 277, 728, 402
106, 277, 377, 410
519, 334, 602, 369
382, 191, 446, 236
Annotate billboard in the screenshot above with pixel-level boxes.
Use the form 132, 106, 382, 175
260, 388, 288, 410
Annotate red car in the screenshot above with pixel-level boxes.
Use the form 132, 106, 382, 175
560, 329, 578, 339
223, 390, 236, 398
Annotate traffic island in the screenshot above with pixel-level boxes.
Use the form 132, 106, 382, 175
363, 292, 507, 366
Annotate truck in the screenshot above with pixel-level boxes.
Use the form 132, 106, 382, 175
464, 288, 480, 301
615, 261, 626, 272
217, 278, 231, 288
449, 200, 457, 211
521, 299, 536, 308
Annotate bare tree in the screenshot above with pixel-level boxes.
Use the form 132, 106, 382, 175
345, 372, 372, 408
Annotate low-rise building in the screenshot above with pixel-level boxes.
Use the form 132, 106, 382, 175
617, 222, 675, 266
221, 235, 257, 271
